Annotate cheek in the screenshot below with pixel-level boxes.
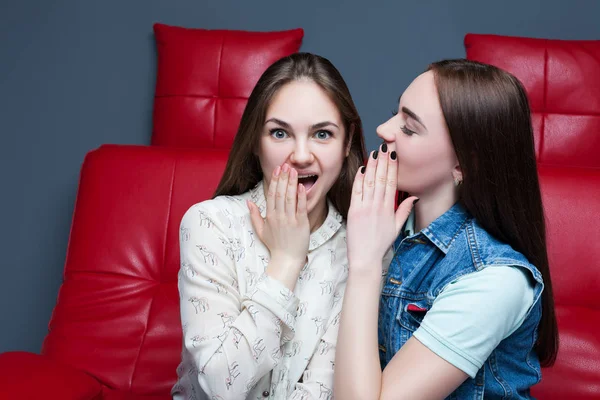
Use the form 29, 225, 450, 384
321, 145, 346, 172
396, 140, 455, 181
258, 141, 290, 176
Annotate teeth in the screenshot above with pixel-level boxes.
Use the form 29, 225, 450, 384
298, 174, 317, 179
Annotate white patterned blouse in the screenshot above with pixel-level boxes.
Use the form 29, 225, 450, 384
172, 181, 348, 400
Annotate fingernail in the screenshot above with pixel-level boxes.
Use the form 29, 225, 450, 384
373, 151, 379, 160
274, 166, 281, 176
413, 198, 420, 205
381, 143, 388, 153
390, 151, 397, 160
360, 166, 365, 174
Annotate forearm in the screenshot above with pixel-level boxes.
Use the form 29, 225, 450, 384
335, 266, 383, 400
194, 297, 296, 398
185, 274, 298, 398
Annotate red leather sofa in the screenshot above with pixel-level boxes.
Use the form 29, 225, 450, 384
0, 31, 598, 399
465, 34, 600, 398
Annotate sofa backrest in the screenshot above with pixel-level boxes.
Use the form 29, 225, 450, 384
465, 34, 600, 168
466, 33, 600, 399
151, 24, 303, 149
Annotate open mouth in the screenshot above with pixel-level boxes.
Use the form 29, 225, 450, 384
298, 174, 318, 191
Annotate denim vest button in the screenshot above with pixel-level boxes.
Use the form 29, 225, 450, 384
389, 277, 402, 285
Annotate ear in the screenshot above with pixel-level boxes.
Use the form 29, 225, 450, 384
452, 163, 463, 185
345, 123, 355, 157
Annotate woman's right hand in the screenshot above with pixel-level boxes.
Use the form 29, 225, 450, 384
248, 163, 310, 289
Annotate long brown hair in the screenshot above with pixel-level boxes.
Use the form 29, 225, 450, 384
428, 59, 558, 366
213, 52, 366, 219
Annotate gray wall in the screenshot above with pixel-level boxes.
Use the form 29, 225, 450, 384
1, 0, 599, 353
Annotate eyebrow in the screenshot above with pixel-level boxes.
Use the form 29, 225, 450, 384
401, 106, 427, 130
396, 97, 427, 130
265, 118, 339, 130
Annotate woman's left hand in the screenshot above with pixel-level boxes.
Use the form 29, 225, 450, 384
346, 145, 418, 273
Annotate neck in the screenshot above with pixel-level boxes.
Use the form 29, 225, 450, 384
413, 183, 459, 232
308, 199, 328, 233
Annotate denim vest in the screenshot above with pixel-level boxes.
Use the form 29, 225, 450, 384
378, 203, 544, 399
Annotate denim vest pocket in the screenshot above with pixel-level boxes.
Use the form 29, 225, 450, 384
398, 299, 430, 333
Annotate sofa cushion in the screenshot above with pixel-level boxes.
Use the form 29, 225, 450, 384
531, 166, 600, 398
152, 23, 303, 149
465, 34, 600, 168
42, 144, 229, 397
0, 351, 102, 399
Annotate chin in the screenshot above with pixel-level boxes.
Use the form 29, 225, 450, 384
306, 197, 318, 215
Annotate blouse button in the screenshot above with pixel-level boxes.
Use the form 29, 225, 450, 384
262, 390, 270, 397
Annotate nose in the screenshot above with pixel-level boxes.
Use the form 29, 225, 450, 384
376, 118, 396, 148
289, 139, 314, 166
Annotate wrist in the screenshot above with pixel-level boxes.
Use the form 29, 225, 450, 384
266, 255, 306, 291
348, 261, 383, 280
269, 253, 305, 271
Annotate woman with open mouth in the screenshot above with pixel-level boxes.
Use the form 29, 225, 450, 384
172, 52, 367, 400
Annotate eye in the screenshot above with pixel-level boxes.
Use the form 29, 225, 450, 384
401, 126, 416, 136
314, 130, 332, 140
270, 129, 288, 139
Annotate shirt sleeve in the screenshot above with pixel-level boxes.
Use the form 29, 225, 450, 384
412, 266, 535, 378
289, 285, 345, 400
179, 202, 299, 399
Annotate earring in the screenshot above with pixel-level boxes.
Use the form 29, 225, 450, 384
454, 176, 463, 187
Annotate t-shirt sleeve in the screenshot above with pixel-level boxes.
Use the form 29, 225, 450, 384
412, 265, 535, 378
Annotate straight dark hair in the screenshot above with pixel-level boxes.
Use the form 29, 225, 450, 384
214, 52, 366, 219
428, 59, 558, 366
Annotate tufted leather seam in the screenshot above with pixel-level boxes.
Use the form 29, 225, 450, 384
156, 94, 249, 100
539, 43, 548, 163
128, 286, 158, 391
66, 269, 168, 282
160, 156, 176, 283
214, 33, 225, 147
128, 157, 176, 390
534, 110, 600, 117
538, 162, 600, 170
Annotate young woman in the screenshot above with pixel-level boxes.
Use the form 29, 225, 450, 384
172, 53, 366, 400
335, 59, 558, 399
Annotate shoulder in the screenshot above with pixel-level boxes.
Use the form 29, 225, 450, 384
434, 265, 535, 331
444, 265, 533, 303
463, 219, 534, 270
181, 193, 250, 227
430, 265, 536, 332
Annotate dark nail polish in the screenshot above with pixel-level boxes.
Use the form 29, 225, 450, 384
360, 166, 365, 174
381, 143, 388, 153
390, 151, 397, 160
373, 151, 379, 160
413, 198, 420, 205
